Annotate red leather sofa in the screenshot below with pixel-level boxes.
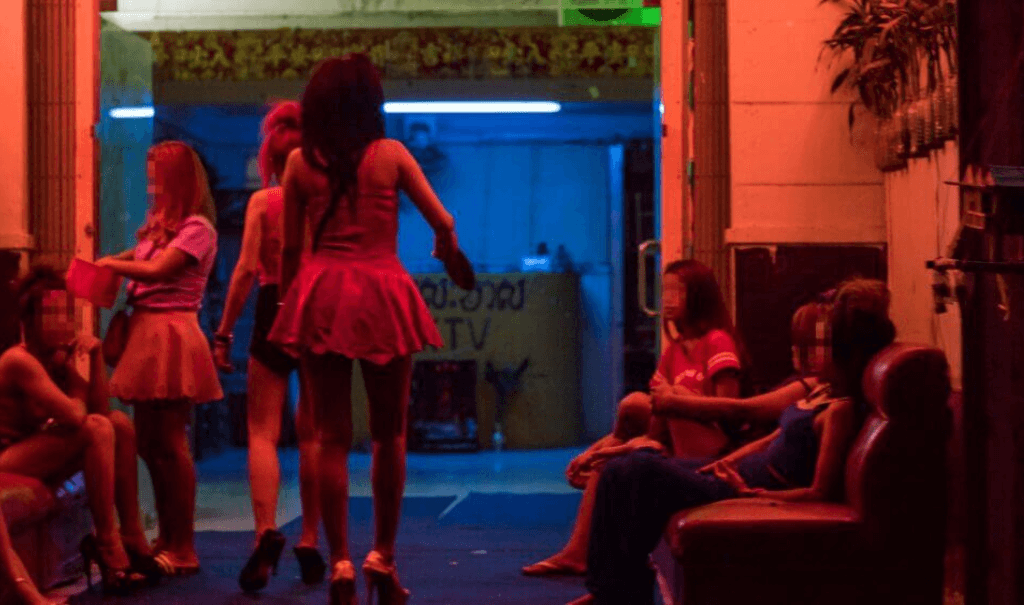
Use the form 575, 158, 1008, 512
653, 343, 952, 605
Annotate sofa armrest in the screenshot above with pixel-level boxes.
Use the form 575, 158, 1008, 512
667, 499, 865, 565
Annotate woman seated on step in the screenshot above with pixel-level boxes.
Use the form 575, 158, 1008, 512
568, 278, 895, 605
523, 259, 746, 576
0, 266, 157, 596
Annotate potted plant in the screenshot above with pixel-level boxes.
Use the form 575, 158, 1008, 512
819, 0, 957, 168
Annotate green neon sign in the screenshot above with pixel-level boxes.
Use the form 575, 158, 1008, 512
561, 0, 661, 27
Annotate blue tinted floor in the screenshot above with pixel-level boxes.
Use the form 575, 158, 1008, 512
179, 446, 585, 533
51, 447, 593, 605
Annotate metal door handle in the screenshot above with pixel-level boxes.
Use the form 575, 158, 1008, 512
638, 239, 660, 317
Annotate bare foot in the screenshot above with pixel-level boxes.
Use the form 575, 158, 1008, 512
522, 555, 585, 576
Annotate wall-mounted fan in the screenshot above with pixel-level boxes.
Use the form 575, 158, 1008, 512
400, 117, 448, 213
403, 117, 448, 177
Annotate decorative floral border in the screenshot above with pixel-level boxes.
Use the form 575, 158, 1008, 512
144, 27, 657, 83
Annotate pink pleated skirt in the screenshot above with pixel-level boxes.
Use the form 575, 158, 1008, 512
268, 253, 444, 365
109, 309, 224, 405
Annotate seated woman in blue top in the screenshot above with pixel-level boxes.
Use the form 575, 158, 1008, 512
568, 278, 896, 605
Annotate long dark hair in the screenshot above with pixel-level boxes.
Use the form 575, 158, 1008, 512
825, 278, 896, 402
664, 259, 750, 379
663, 259, 736, 339
300, 54, 386, 250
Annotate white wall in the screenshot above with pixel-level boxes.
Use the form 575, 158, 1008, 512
885, 143, 962, 388
726, 0, 959, 386
725, 0, 885, 246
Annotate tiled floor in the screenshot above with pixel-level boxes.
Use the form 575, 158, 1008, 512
141, 446, 585, 534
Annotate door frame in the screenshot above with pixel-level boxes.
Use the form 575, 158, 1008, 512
76, 0, 102, 336
658, 0, 689, 354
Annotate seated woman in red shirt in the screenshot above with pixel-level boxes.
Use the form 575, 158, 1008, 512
0, 266, 155, 595
569, 278, 895, 605
523, 259, 744, 576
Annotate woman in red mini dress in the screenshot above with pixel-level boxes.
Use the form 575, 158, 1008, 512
268, 54, 458, 605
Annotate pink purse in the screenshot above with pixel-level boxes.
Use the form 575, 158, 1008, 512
102, 309, 130, 368
66, 258, 122, 308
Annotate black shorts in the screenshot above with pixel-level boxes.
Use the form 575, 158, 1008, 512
250, 284, 298, 376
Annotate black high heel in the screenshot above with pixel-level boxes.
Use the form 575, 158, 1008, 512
293, 545, 326, 584
80, 534, 143, 596
238, 529, 286, 592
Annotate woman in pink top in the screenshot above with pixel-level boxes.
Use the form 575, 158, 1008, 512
267, 54, 457, 605
96, 141, 223, 576
212, 102, 325, 592
523, 259, 744, 577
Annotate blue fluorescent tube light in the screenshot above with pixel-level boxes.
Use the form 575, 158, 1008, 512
382, 101, 561, 114
109, 106, 155, 119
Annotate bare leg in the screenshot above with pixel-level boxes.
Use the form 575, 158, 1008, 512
360, 356, 412, 561
137, 403, 198, 566
531, 471, 599, 573
246, 357, 287, 540
0, 415, 128, 570
303, 353, 353, 565
108, 411, 148, 553
0, 508, 64, 605
81, 415, 134, 572
525, 393, 653, 575
294, 371, 321, 549
134, 407, 171, 551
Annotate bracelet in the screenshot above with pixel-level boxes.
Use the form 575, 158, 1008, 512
214, 333, 233, 345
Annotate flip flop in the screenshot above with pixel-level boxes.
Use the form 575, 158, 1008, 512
441, 247, 476, 291
521, 560, 586, 577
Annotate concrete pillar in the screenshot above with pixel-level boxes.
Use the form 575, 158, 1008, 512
0, 0, 34, 268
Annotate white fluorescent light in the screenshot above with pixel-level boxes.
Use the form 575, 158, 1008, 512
383, 101, 561, 114
109, 106, 155, 119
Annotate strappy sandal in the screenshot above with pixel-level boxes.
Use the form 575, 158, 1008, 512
153, 551, 201, 577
